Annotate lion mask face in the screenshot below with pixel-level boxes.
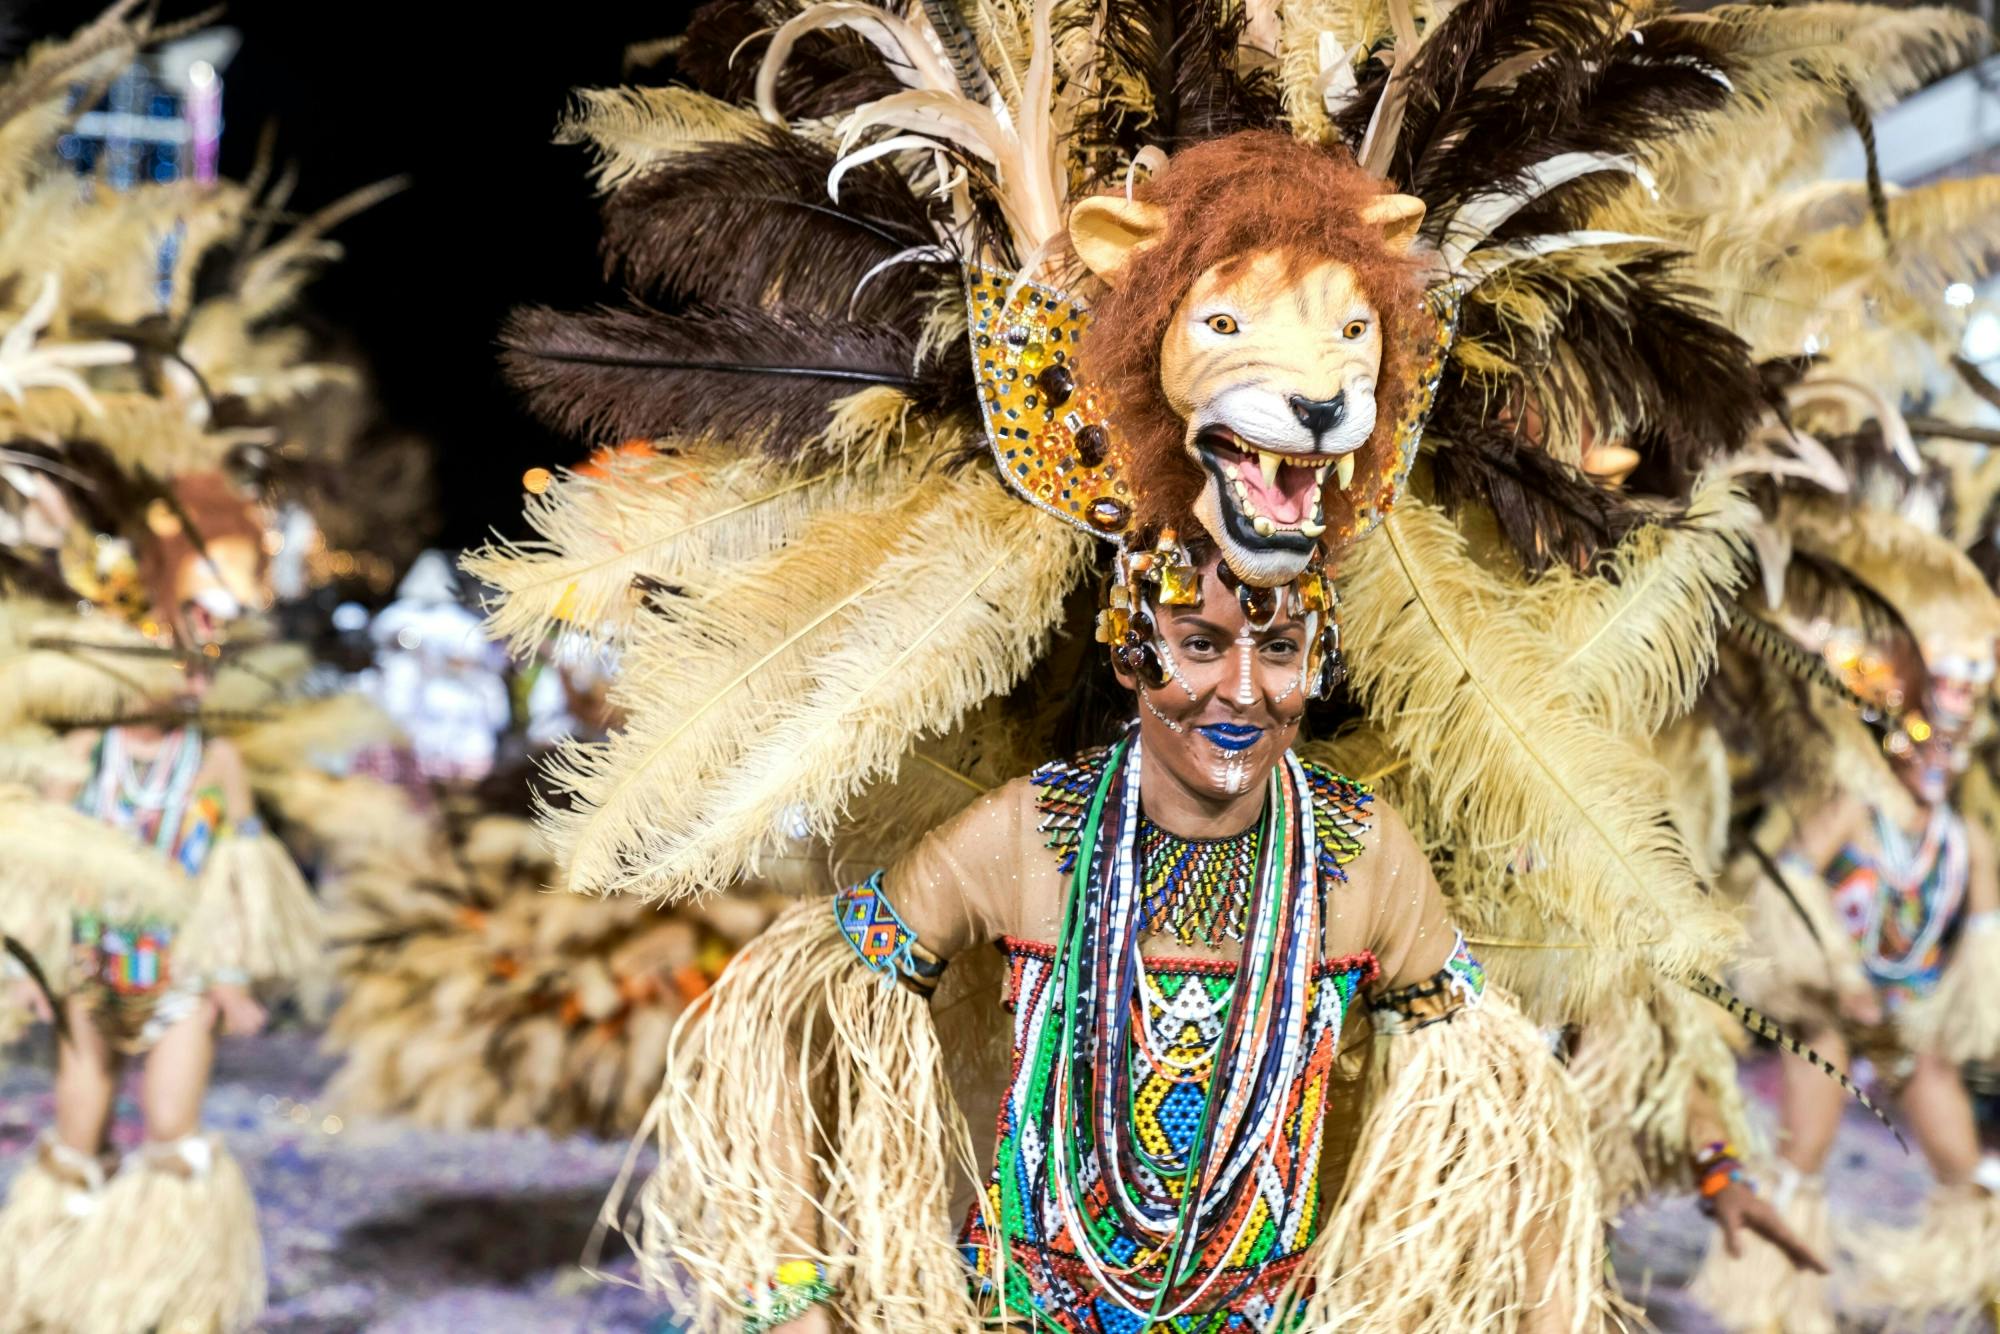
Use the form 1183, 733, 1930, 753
1071, 184, 1424, 586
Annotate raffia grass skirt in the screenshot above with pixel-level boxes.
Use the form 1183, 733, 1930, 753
2, 1135, 264, 1333
1854, 1182, 2000, 1320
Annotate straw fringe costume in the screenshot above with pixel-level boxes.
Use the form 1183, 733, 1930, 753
0, 733, 317, 1334
458, 1, 2000, 1330
324, 811, 784, 1136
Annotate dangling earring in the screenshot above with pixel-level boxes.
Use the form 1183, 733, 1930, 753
1310, 608, 1346, 701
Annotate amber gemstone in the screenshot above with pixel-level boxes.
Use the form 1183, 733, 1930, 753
1074, 422, 1109, 466
1087, 497, 1129, 531
1155, 562, 1199, 605
1238, 583, 1278, 625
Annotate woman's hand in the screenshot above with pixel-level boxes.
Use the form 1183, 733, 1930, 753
1709, 1179, 1827, 1273
9, 977, 52, 1024
208, 983, 267, 1037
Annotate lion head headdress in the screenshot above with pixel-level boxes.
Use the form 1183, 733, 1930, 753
974, 130, 1431, 588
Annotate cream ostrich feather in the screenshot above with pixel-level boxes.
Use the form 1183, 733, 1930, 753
1631, 3, 1985, 221
0, 600, 183, 728
1339, 497, 1742, 1020
465, 441, 936, 654
1531, 476, 1756, 740
545, 467, 1089, 900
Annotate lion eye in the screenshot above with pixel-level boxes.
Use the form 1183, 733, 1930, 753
1205, 314, 1240, 335
1342, 319, 1369, 340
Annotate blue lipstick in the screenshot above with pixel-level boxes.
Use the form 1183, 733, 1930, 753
1196, 723, 1264, 752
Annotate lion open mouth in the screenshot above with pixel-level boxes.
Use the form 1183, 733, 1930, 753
1194, 426, 1346, 541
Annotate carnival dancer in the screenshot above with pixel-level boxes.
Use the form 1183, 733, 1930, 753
649, 545, 1593, 1333
1695, 520, 2000, 1330
0, 475, 323, 1334
463, 1, 1961, 1328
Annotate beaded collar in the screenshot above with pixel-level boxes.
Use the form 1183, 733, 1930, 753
1033, 745, 1373, 889
1135, 817, 1259, 946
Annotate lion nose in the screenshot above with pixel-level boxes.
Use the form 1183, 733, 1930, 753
1288, 392, 1347, 437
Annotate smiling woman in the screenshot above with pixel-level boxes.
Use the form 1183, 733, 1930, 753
1116, 558, 1312, 820
633, 531, 1598, 1334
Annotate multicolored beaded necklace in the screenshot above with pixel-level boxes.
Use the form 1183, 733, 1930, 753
83, 726, 203, 856
1859, 804, 1967, 981
1137, 819, 1258, 946
1009, 732, 1324, 1323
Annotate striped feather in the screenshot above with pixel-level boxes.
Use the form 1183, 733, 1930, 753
1723, 604, 1887, 724
1683, 973, 1903, 1149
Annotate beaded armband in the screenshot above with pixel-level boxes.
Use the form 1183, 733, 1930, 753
1368, 933, 1487, 1034
1693, 1140, 1750, 1214
832, 872, 947, 998
744, 1259, 835, 1333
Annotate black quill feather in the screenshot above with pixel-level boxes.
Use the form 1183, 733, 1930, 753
501, 303, 967, 457
1778, 547, 1932, 709
1684, 973, 1905, 1149
1723, 605, 1895, 726
1426, 421, 1655, 573
600, 132, 944, 320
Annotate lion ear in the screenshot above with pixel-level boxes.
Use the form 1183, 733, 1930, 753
1361, 193, 1426, 251
1069, 196, 1168, 287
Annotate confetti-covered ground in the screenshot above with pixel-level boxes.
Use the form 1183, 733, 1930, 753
0, 1033, 1973, 1331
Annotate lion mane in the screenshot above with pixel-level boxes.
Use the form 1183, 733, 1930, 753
1077, 131, 1428, 548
